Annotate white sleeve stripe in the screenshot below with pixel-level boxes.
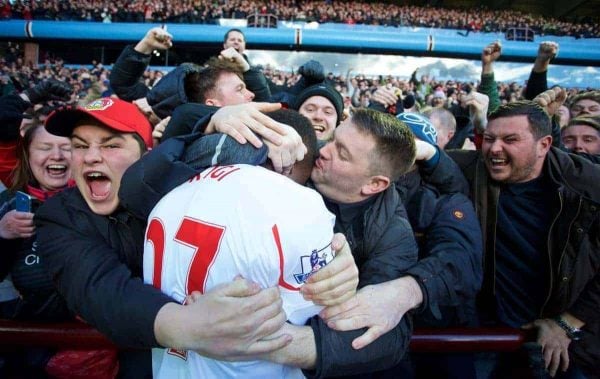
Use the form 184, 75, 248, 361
211, 134, 228, 166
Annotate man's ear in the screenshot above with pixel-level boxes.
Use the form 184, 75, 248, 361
205, 98, 220, 107
537, 135, 553, 157
19, 124, 27, 138
360, 175, 390, 196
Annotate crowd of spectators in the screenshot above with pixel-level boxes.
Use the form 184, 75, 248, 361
0, 43, 596, 122
262, 64, 594, 112
0, 44, 166, 111
1, 0, 598, 38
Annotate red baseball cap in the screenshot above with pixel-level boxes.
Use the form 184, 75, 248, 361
45, 98, 153, 148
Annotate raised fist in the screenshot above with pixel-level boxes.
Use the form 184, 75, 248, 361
533, 86, 567, 117
537, 41, 559, 62
135, 26, 173, 55
482, 41, 502, 65
219, 47, 250, 72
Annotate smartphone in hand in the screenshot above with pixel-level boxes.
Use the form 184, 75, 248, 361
15, 191, 32, 213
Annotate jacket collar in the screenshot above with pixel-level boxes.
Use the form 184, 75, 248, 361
62, 187, 130, 220
545, 147, 600, 204
324, 195, 376, 225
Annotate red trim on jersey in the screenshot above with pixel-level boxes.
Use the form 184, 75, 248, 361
146, 218, 166, 289
273, 224, 299, 291
167, 348, 188, 361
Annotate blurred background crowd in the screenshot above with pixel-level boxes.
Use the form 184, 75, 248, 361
1, 0, 598, 38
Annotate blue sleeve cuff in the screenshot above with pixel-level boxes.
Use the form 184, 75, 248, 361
419, 146, 440, 174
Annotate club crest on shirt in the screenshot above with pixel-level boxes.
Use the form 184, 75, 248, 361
293, 243, 334, 284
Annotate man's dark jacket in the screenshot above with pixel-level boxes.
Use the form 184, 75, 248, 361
35, 188, 173, 349
449, 147, 600, 376
311, 186, 417, 378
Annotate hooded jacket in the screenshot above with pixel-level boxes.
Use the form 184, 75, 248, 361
146, 63, 203, 119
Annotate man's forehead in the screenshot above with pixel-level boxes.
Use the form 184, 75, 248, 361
335, 119, 363, 138
573, 99, 600, 108
227, 31, 244, 40
72, 123, 126, 139
563, 124, 600, 135
302, 95, 334, 108
217, 71, 243, 86
486, 115, 531, 135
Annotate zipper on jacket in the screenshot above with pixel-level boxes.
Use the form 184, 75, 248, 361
539, 190, 565, 317
541, 196, 582, 316
474, 160, 485, 277
491, 189, 499, 295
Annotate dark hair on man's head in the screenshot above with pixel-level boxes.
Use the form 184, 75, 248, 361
565, 115, 600, 132
351, 108, 416, 181
265, 109, 317, 172
184, 57, 243, 104
488, 100, 551, 140
224, 28, 245, 43
569, 91, 600, 109
131, 133, 148, 154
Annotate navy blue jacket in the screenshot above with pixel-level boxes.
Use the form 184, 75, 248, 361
398, 170, 483, 327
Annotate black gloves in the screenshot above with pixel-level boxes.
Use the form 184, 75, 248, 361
24, 79, 72, 104
298, 60, 325, 84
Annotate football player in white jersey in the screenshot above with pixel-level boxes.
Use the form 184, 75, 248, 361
144, 109, 335, 378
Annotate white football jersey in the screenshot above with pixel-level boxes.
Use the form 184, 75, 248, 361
144, 164, 335, 379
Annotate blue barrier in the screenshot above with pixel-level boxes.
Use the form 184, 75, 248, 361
1, 20, 599, 64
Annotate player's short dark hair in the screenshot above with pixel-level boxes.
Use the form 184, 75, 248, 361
265, 109, 317, 173
488, 100, 551, 140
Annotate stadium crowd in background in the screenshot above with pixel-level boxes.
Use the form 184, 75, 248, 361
0, 17, 600, 379
1, 42, 596, 129
1, 0, 599, 38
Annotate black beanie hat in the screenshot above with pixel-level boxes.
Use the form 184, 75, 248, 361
294, 83, 344, 125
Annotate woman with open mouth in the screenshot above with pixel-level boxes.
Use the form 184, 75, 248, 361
0, 120, 75, 375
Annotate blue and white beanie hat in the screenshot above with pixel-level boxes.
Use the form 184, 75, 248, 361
396, 112, 437, 145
